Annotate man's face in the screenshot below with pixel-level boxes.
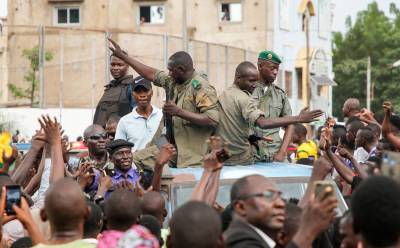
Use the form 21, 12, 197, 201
85, 129, 108, 155
105, 122, 117, 141
258, 60, 279, 84
110, 57, 129, 79
237, 177, 285, 232
237, 68, 259, 94
167, 61, 186, 84
355, 130, 365, 148
112, 147, 133, 172
133, 87, 153, 108
345, 125, 356, 148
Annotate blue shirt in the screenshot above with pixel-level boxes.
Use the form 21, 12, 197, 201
86, 167, 140, 199
115, 105, 163, 151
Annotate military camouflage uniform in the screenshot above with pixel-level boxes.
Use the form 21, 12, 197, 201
153, 70, 219, 168
247, 84, 292, 161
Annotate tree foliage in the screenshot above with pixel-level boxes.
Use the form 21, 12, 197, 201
332, 2, 400, 120
8, 46, 53, 107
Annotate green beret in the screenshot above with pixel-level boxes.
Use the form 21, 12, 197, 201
258, 50, 282, 64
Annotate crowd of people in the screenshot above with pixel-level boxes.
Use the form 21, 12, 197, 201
0, 38, 400, 248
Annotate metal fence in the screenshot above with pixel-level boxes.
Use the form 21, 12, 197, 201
2, 25, 258, 109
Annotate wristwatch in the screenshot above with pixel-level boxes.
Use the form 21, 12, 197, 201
94, 195, 104, 204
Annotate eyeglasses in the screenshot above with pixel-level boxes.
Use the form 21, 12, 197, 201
89, 133, 108, 140
237, 190, 282, 202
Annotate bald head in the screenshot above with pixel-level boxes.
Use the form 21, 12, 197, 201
141, 191, 166, 225
43, 178, 88, 232
168, 201, 222, 248
169, 51, 193, 71
343, 98, 361, 118
234, 61, 259, 93
235, 61, 257, 77
231, 174, 276, 202
83, 124, 105, 140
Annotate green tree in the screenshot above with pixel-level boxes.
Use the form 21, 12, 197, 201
8, 46, 53, 107
332, 2, 400, 120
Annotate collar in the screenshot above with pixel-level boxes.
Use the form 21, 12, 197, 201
132, 105, 159, 119
248, 224, 276, 248
114, 167, 138, 180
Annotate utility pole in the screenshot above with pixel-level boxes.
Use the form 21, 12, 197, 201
59, 33, 64, 122
305, 12, 311, 109
182, 0, 188, 52
367, 56, 371, 110
38, 26, 45, 108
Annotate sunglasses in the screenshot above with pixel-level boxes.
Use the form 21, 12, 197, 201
237, 189, 282, 202
89, 133, 108, 140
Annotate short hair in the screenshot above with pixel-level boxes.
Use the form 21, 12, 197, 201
357, 128, 376, 145
366, 123, 381, 138
84, 201, 103, 239
294, 123, 307, 137
83, 124, 105, 140
230, 176, 251, 202
104, 190, 142, 231
169, 51, 193, 70
169, 201, 222, 248
139, 215, 163, 246
332, 125, 347, 145
347, 119, 364, 133
10, 237, 32, 248
110, 50, 128, 60
343, 98, 360, 112
352, 176, 400, 247
235, 61, 257, 76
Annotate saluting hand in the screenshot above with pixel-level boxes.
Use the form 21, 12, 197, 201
108, 38, 126, 59
163, 101, 182, 116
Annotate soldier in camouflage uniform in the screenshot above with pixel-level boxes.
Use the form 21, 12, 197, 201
108, 38, 219, 168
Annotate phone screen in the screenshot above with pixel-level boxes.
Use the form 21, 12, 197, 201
5, 185, 21, 215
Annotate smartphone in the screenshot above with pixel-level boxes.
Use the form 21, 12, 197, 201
216, 148, 230, 163
5, 185, 21, 215
314, 181, 335, 201
103, 163, 116, 177
381, 151, 400, 181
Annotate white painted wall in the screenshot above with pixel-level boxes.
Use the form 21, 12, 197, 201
0, 108, 94, 141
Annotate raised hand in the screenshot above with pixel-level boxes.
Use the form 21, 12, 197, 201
108, 38, 126, 59
383, 101, 393, 115
37, 115, 62, 145
298, 108, 324, 123
31, 129, 46, 150
156, 143, 177, 166
311, 156, 333, 180
204, 136, 226, 172
76, 162, 96, 190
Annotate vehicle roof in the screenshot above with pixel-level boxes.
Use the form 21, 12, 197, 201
169, 162, 312, 181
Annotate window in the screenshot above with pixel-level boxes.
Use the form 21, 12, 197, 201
219, 2, 242, 22
296, 68, 303, 99
139, 5, 165, 24
279, 0, 290, 30
284, 71, 292, 97
54, 7, 80, 25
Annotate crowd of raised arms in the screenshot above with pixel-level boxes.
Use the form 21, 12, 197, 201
1, 38, 400, 248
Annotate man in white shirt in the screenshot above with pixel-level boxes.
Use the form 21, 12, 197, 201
115, 77, 162, 151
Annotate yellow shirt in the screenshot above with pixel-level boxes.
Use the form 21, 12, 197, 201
296, 140, 318, 162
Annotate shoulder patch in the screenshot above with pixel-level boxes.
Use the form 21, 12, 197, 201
191, 79, 201, 90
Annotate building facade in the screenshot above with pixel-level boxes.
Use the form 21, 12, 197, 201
2, 0, 334, 115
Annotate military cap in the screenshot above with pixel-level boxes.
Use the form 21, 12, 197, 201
258, 50, 282, 64
106, 139, 134, 155
133, 76, 152, 91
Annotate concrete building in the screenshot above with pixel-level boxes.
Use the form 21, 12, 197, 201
2, 0, 335, 115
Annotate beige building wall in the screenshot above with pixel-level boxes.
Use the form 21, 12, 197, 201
4, 0, 272, 108
0, 17, 8, 104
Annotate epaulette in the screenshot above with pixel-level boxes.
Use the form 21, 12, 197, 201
274, 84, 286, 94
191, 79, 202, 90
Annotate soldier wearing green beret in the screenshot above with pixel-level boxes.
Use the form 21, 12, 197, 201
108, 38, 219, 168
246, 51, 295, 162
217, 61, 323, 165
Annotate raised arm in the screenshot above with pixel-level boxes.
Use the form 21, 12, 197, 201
255, 109, 323, 129
109, 38, 158, 82
191, 137, 224, 205
38, 115, 64, 183
382, 101, 400, 150
326, 147, 354, 184
11, 130, 45, 184
337, 147, 368, 180
151, 143, 177, 192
